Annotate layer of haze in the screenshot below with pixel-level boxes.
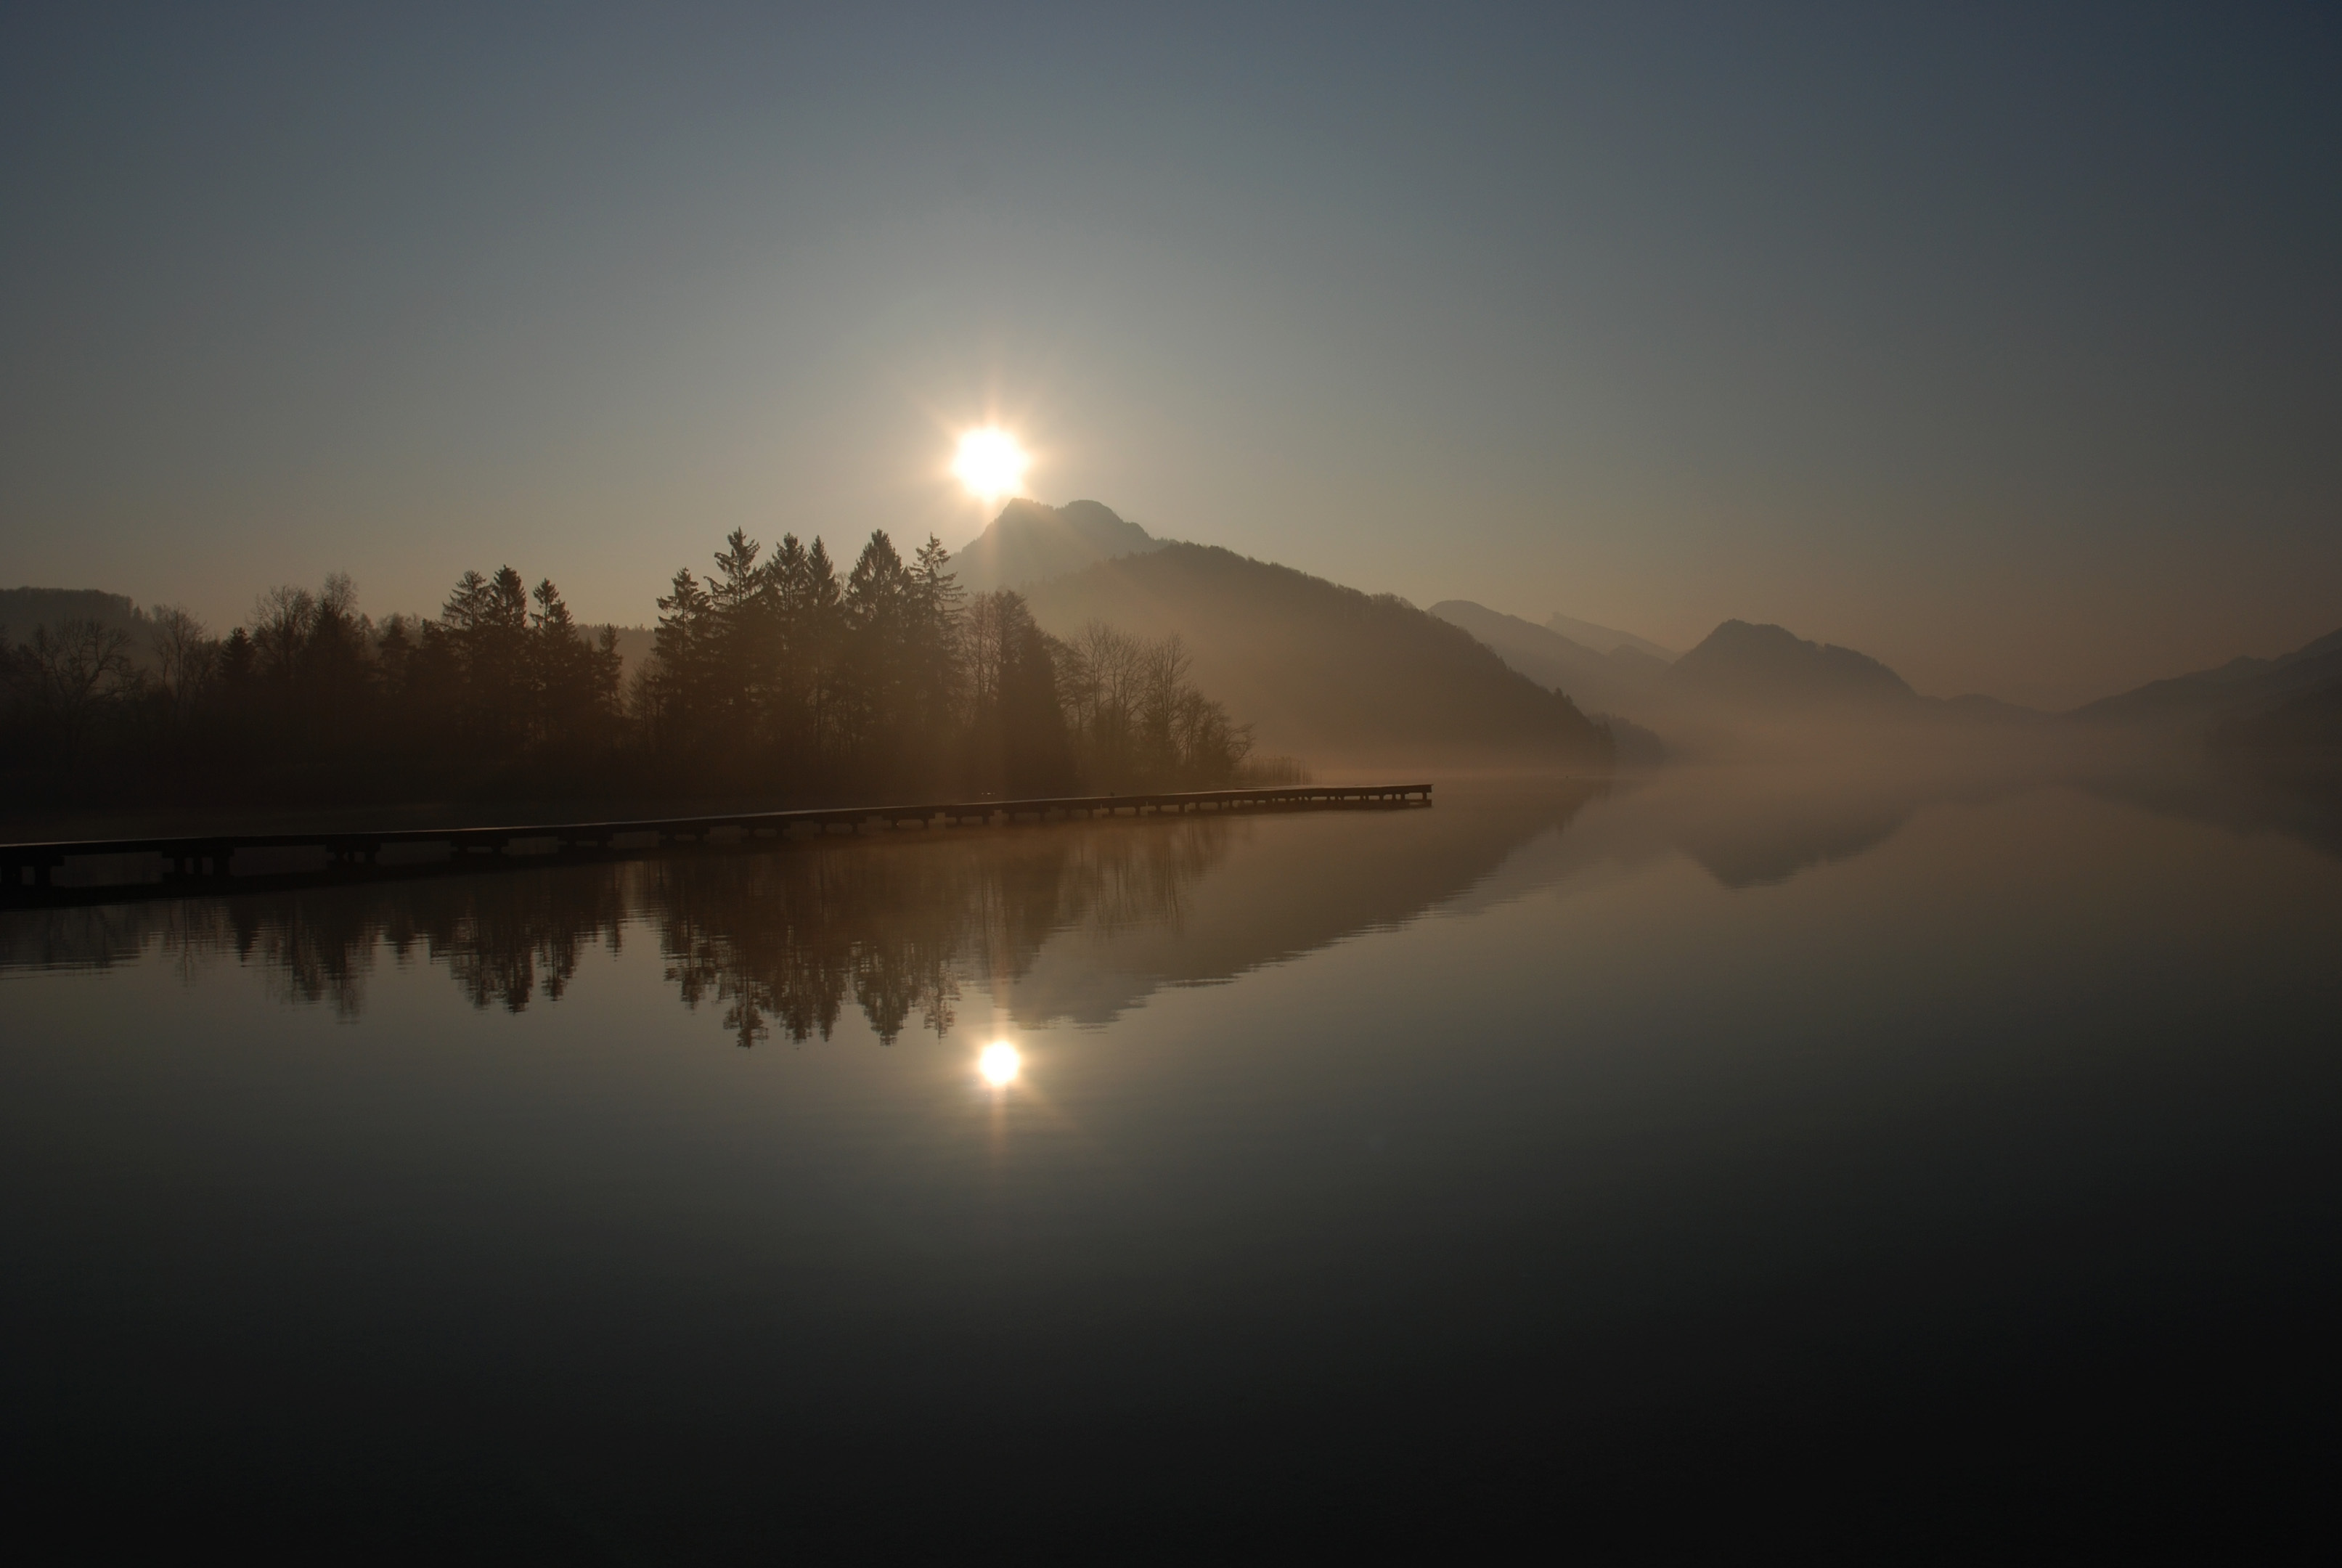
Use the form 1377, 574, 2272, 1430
4, 4, 2338, 709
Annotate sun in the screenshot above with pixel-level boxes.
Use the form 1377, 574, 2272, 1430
952, 428, 1029, 505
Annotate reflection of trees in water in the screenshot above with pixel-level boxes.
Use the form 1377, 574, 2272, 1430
0, 821, 1229, 1040
418, 873, 632, 1015
203, 872, 637, 1018
645, 821, 1228, 1047
1, 900, 208, 976
261, 871, 635, 1017
0, 871, 633, 1021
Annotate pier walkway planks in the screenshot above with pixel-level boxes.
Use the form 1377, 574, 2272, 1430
0, 783, 1432, 905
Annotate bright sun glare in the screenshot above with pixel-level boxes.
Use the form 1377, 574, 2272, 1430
978, 1041, 1021, 1088
952, 428, 1029, 504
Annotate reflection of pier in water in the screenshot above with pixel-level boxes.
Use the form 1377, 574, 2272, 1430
0, 781, 1604, 1045
0, 783, 1432, 904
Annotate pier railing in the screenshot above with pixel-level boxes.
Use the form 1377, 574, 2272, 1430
0, 783, 1432, 904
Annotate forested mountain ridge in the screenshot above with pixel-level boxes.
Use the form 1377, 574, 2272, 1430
1021, 544, 1615, 766
1, 587, 141, 624
2070, 625, 2342, 727
2068, 623, 2342, 761
1, 588, 149, 643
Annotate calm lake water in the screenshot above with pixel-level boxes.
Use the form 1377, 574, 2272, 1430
7, 770, 2339, 1557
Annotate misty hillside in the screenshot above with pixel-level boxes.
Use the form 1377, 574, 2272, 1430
2072, 626, 2342, 727
954, 499, 1166, 592
1546, 612, 1677, 666
1655, 621, 2052, 740
1662, 620, 1919, 708
1018, 543, 1612, 767
1, 588, 147, 642
1429, 600, 1665, 722
2214, 678, 2342, 759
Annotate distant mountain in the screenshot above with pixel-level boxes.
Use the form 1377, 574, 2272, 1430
1662, 620, 1917, 709
0, 587, 146, 643
2067, 624, 2342, 763
2070, 626, 2342, 728
952, 498, 1165, 592
1434, 606, 2046, 756
1428, 600, 1665, 722
590, 624, 657, 685
2214, 678, 2342, 761
1546, 612, 1678, 666
1019, 543, 1613, 767
1935, 693, 2044, 724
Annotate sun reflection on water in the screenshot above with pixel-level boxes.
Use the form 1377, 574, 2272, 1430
977, 1041, 1021, 1089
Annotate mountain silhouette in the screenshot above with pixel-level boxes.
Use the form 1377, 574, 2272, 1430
952, 498, 1166, 592
1429, 600, 1665, 722
0, 588, 146, 644
1545, 611, 1678, 666
2070, 625, 2342, 732
1662, 620, 1918, 709
1428, 607, 2043, 759
2214, 679, 2342, 761
1018, 543, 1613, 767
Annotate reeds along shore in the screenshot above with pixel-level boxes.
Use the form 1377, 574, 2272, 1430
0, 530, 1290, 818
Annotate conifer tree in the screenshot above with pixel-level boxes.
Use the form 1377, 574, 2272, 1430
799, 537, 845, 765
653, 568, 716, 741
708, 529, 767, 732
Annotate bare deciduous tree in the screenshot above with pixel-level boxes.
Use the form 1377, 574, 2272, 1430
149, 605, 215, 725
1055, 621, 1249, 789
23, 618, 139, 754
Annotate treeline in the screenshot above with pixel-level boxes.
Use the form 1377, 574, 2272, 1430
0, 531, 1268, 817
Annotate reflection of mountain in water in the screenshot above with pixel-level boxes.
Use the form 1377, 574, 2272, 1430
1627, 755, 2342, 891
1658, 774, 1931, 888
0, 788, 1605, 1037
1002, 783, 1605, 1024
2073, 755, 2342, 864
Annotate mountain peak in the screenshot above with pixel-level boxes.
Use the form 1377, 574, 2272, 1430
1664, 619, 1917, 706
953, 499, 1165, 592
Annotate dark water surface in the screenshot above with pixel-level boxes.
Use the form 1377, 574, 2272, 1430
6, 772, 2339, 1557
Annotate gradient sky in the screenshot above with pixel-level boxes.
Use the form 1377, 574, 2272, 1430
4, 3, 2337, 709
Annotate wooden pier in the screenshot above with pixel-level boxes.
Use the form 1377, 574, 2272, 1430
0, 783, 1432, 905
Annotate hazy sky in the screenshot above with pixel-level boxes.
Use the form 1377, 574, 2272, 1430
4, 3, 2337, 709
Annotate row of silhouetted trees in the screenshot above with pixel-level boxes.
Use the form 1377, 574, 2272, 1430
0, 530, 1260, 815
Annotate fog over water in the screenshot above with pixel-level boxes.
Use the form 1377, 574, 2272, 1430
7, 770, 2337, 1553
